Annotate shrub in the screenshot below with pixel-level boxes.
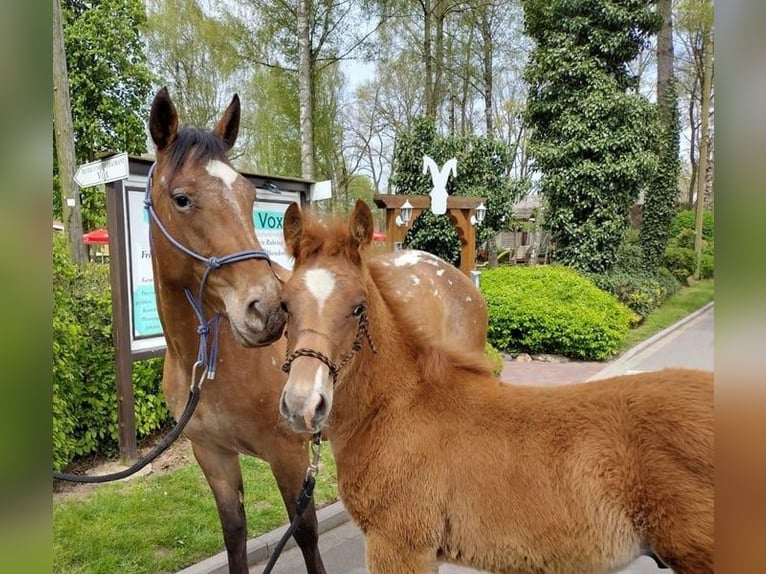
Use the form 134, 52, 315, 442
662, 246, 697, 283
53, 234, 170, 471
586, 261, 681, 322
669, 209, 714, 241
586, 271, 664, 322
480, 265, 634, 361
484, 342, 504, 376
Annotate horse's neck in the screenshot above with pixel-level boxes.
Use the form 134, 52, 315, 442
329, 281, 416, 441
153, 275, 208, 367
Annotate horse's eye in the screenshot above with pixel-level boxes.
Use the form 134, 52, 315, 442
352, 304, 365, 317
280, 300, 289, 314
172, 193, 191, 209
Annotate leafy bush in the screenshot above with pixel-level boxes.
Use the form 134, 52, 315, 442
669, 209, 714, 241
586, 269, 678, 322
484, 342, 504, 376
663, 237, 714, 284
480, 265, 634, 360
53, 234, 170, 470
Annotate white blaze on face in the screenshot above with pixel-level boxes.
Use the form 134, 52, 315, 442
304, 268, 336, 315
206, 159, 244, 216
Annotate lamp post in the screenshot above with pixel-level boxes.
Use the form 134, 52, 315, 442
395, 200, 413, 227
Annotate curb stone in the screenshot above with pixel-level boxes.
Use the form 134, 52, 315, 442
179, 302, 713, 574
175, 502, 348, 574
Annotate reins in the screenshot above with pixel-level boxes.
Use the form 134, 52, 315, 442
261, 433, 322, 574
54, 162, 272, 483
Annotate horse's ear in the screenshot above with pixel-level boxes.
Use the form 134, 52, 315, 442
283, 202, 304, 258
349, 199, 373, 252
149, 87, 179, 152
212, 94, 241, 153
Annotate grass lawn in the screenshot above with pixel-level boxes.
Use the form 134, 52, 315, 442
53, 445, 338, 574
622, 278, 714, 351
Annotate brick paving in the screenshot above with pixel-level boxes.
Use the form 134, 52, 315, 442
500, 358, 606, 386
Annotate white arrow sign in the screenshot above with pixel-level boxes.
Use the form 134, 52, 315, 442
74, 152, 129, 188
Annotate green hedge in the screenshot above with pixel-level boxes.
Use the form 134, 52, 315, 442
479, 265, 634, 361
53, 235, 170, 471
669, 209, 714, 241
662, 209, 715, 284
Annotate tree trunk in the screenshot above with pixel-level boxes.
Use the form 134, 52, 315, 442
433, 0, 446, 122
694, 30, 713, 280
687, 78, 698, 207
656, 0, 674, 122
423, 0, 434, 118
480, 9, 493, 134
297, 0, 315, 180
53, 0, 87, 264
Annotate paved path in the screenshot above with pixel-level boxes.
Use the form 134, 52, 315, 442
179, 304, 714, 574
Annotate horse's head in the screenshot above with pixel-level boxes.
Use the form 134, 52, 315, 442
148, 87, 285, 347
278, 200, 374, 433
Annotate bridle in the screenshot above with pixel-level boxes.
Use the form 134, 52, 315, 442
281, 311, 377, 384
143, 162, 272, 383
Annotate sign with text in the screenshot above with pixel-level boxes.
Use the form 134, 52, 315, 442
253, 188, 301, 269
75, 152, 129, 188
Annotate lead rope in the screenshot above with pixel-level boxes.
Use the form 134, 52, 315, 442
262, 433, 322, 574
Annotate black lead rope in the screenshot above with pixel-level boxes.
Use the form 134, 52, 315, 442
262, 434, 322, 574
53, 388, 201, 484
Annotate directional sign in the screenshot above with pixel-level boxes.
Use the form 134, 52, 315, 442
74, 152, 129, 188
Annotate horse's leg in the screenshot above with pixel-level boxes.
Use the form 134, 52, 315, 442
191, 443, 249, 574
269, 447, 327, 574
365, 532, 436, 574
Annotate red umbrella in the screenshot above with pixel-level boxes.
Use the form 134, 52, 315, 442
82, 228, 109, 245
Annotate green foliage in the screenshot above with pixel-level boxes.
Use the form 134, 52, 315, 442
53, 235, 170, 471
668, 208, 714, 241
58, 0, 154, 230
641, 81, 681, 270
585, 231, 681, 321
484, 342, 505, 377
586, 270, 679, 322
522, 0, 660, 273
390, 117, 519, 264
661, 210, 715, 283
480, 265, 634, 360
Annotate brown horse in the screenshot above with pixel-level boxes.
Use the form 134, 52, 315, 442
147, 89, 487, 573
278, 200, 714, 574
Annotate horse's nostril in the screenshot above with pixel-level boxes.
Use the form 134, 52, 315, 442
247, 298, 261, 315
315, 394, 327, 418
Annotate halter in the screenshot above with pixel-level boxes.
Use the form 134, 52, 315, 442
144, 162, 272, 382
281, 311, 376, 384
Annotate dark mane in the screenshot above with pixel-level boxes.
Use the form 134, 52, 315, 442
167, 125, 229, 176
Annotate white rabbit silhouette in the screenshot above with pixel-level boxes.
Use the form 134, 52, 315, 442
423, 156, 457, 215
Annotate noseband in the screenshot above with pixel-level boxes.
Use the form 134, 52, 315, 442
281, 311, 376, 385
144, 162, 272, 382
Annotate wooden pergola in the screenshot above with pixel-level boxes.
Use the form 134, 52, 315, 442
373, 194, 486, 276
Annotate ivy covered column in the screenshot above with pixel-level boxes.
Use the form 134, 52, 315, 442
522, 0, 661, 273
